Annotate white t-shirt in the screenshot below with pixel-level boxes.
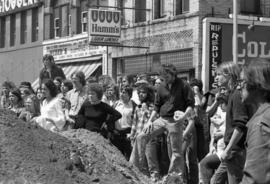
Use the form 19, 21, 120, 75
210, 105, 226, 159
114, 100, 134, 130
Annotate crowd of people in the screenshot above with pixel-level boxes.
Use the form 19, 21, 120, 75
0, 54, 269, 184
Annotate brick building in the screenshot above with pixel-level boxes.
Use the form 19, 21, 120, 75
112, 0, 269, 82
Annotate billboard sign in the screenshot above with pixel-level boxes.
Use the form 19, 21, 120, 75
0, 0, 40, 15
202, 17, 270, 91
89, 9, 121, 46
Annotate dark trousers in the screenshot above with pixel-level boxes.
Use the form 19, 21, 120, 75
182, 129, 199, 184
111, 128, 132, 160
212, 148, 245, 184
200, 154, 225, 184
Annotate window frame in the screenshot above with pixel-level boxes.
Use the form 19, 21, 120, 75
135, 0, 146, 23
54, 18, 60, 38
20, 11, 27, 44
153, 0, 165, 20
240, 0, 261, 15
0, 17, 5, 48
81, 11, 88, 33
68, 14, 71, 36
32, 7, 39, 42
10, 14, 16, 47
175, 0, 189, 15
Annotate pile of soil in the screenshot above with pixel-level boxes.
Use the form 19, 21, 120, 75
0, 109, 151, 184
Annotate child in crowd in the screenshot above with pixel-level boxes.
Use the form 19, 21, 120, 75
19, 94, 40, 122
8, 88, 24, 116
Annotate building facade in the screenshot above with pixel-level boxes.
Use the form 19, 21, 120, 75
112, 0, 270, 82
0, 0, 44, 86
0, 0, 269, 87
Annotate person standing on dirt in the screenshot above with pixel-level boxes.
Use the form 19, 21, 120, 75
39, 54, 66, 86
133, 64, 195, 183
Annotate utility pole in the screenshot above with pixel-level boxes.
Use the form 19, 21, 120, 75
233, 0, 238, 64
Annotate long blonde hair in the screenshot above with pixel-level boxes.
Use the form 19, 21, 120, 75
217, 61, 240, 90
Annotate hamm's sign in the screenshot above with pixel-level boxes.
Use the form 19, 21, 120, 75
0, 0, 40, 14
89, 9, 121, 46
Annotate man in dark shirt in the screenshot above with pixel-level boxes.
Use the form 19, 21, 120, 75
131, 64, 194, 182
39, 54, 66, 86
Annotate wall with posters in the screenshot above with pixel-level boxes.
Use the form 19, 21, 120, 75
202, 17, 270, 91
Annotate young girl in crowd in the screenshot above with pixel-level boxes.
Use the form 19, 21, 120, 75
8, 88, 24, 116
19, 94, 40, 122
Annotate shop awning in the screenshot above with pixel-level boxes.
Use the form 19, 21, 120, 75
61, 61, 101, 80
32, 62, 101, 90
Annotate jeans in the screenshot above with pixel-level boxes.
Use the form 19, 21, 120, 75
212, 148, 245, 184
182, 128, 198, 184
211, 161, 228, 184
226, 149, 245, 184
200, 154, 223, 184
130, 117, 184, 175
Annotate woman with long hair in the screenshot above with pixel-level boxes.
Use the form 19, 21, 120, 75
212, 62, 251, 184
33, 79, 66, 132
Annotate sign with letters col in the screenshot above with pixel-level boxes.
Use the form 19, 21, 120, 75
202, 17, 270, 91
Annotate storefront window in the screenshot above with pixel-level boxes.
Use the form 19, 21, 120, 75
82, 11, 88, 33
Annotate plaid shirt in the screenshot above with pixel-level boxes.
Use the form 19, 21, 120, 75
130, 102, 155, 138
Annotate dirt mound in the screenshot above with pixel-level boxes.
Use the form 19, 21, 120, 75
0, 109, 151, 184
